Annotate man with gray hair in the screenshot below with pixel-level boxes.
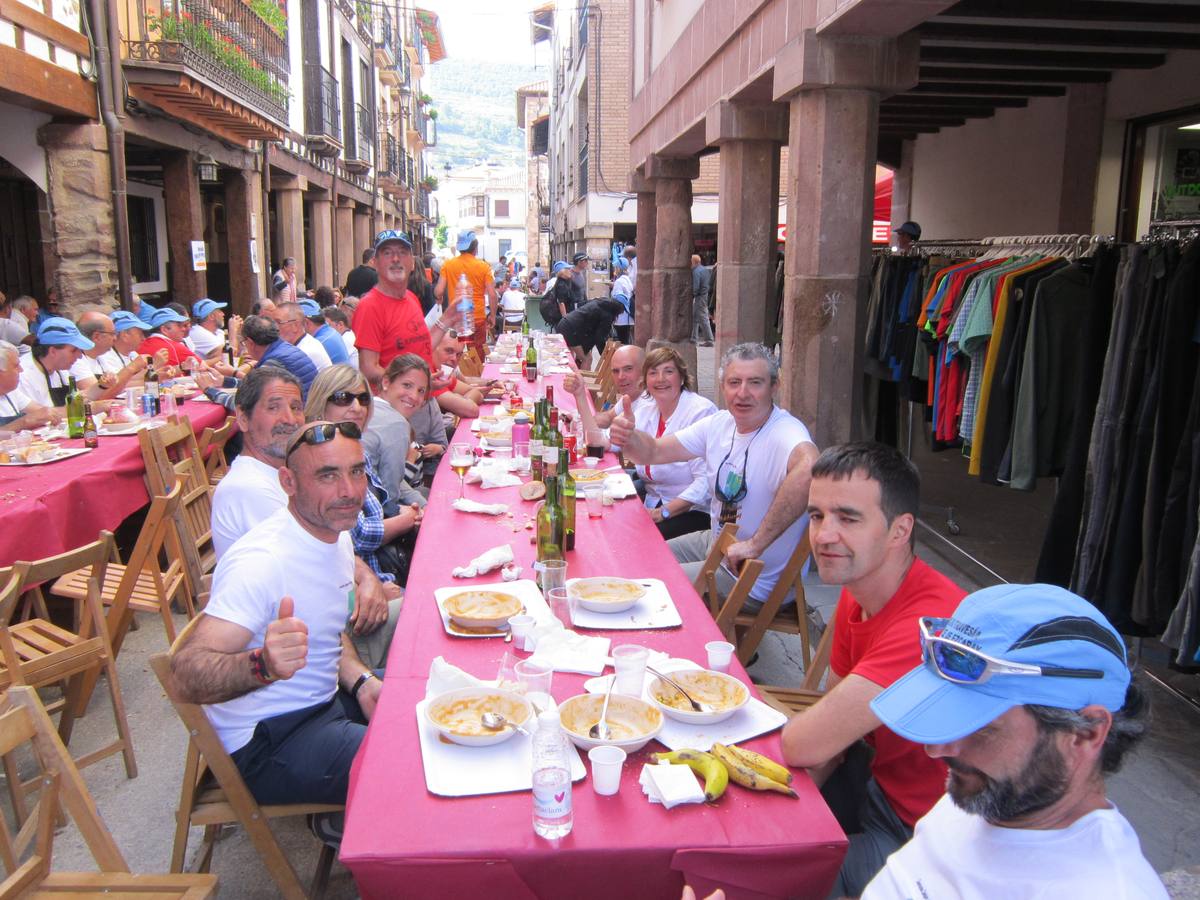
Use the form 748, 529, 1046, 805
610, 342, 819, 609
0, 340, 53, 430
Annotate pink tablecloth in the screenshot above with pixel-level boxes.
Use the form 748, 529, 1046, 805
0, 401, 230, 565
341, 371, 846, 899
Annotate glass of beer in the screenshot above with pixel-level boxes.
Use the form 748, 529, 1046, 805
449, 442, 474, 499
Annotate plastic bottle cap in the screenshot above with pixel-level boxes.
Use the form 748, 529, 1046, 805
538, 709, 561, 730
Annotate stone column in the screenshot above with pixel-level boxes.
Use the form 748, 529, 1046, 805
705, 101, 787, 358
644, 154, 699, 362
38, 123, 118, 314
224, 168, 262, 316
631, 169, 656, 348
774, 30, 918, 447
309, 193, 334, 290
335, 199, 355, 289
162, 150, 207, 304
273, 176, 306, 283
353, 206, 372, 261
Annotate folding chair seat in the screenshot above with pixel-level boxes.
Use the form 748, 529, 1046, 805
692, 524, 765, 641
726, 534, 825, 668
759, 623, 835, 716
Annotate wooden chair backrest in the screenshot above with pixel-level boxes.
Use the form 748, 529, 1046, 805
4, 536, 113, 630
731, 532, 815, 666
458, 348, 482, 378
800, 618, 834, 693
693, 524, 764, 639
108, 481, 188, 646
197, 416, 235, 483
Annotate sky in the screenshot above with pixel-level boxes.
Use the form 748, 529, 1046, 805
419, 0, 549, 67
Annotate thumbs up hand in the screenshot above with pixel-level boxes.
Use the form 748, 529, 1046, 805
608, 394, 637, 448
262, 596, 309, 681
562, 355, 585, 399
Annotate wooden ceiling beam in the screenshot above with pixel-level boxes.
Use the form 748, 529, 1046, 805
920, 45, 1166, 68
911, 82, 1067, 97
918, 64, 1110, 83
881, 103, 998, 117
920, 22, 1200, 51
940, 0, 1200, 27
885, 94, 1028, 108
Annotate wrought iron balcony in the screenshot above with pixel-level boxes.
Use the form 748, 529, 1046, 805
122, 0, 289, 128
378, 132, 400, 183
344, 103, 373, 173
578, 142, 589, 200
304, 64, 342, 155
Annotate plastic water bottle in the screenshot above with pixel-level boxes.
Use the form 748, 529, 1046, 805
531, 710, 573, 839
456, 273, 474, 337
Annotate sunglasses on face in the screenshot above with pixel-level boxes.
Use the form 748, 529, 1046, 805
918, 617, 1105, 685
329, 390, 371, 407
285, 421, 362, 460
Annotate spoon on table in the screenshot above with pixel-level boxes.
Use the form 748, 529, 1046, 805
646, 667, 714, 714
589, 676, 615, 740
481, 712, 531, 737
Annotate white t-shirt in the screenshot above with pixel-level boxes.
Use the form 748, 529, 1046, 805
500, 289, 526, 322
611, 274, 634, 326
69, 352, 122, 383
211, 454, 288, 559
189, 324, 224, 357
341, 330, 359, 368
202, 507, 355, 753
674, 406, 814, 602
18, 355, 67, 408
297, 333, 332, 371
100, 348, 137, 371
1, 384, 33, 420
862, 794, 1168, 900
635, 389, 716, 510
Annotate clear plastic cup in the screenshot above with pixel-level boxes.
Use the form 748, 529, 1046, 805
540, 559, 568, 594
588, 745, 626, 796
611, 644, 649, 697
514, 659, 554, 713
508, 614, 536, 651
547, 587, 574, 629
583, 483, 605, 518
706, 640, 736, 673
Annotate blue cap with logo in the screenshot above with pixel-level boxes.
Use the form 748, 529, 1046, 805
36, 317, 94, 351
870, 583, 1131, 745
110, 310, 153, 333
149, 307, 189, 328
374, 229, 412, 252
298, 299, 322, 318
455, 229, 477, 252
192, 298, 227, 319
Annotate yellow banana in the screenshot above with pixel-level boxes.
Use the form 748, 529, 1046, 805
725, 743, 794, 786
651, 749, 729, 802
710, 743, 797, 798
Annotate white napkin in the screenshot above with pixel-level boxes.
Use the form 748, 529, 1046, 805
452, 543, 515, 578
604, 472, 638, 500
452, 498, 508, 515
640, 762, 707, 809
528, 628, 612, 675
425, 655, 487, 699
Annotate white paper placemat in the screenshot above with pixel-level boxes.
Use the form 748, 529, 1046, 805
567, 578, 683, 631
415, 698, 586, 797
604, 472, 638, 499
433, 579, 553, 638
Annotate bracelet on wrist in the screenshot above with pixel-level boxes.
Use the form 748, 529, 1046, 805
249, 647, 276, 684
351, 670, 377, 699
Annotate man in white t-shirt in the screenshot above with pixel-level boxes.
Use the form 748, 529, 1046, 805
170, 420, 382, 844
862, 583, 1166, 900
611, 342, 819, 608
0, 340, 52, 431
189, 298, 228, 359
19, 317, 92, 409
271, 301, 332, 371
70, 310, 150, 400
103, 310, 155, 370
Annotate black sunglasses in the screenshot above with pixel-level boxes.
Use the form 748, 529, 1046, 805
286, 421, 362, 460
329, 390, 371, 407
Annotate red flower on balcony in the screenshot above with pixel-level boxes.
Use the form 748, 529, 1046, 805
181, 10, 192, 20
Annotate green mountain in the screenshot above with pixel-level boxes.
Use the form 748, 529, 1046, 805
424, 58, 546, 169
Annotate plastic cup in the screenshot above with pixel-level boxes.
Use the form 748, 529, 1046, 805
547, 587, 574, 629
513, 442, 531, 474
514, 659, 554, 713
611, 644, 649, 697
588, 745, 627, 796
508, 614, 536, 651
706, 640, 736, 673
540, 559, 568, 593
583, 483, 605, 519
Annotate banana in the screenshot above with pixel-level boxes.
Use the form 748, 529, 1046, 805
710, 743, 797, 798
725, 743, 794, 786
651, 749, 729, 802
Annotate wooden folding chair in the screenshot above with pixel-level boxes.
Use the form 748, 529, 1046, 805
759, 622, 835, 716
725, 534, 821, 668
138, 418, 216, 601
51, 481, 193, 656
692, 524, 765, 642
196, 415, 235, 486
4, 538, 138, 818
0, 686, 216, 897
458, 346, 483, 378
151, 635, 339, 900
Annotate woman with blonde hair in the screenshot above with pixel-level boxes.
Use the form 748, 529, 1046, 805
306, 364, 423, 585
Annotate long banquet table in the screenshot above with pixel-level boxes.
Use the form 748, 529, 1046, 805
340, 365, 846, 899
0, 400, 230, 565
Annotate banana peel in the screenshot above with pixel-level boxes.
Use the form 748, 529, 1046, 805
723, 743, 794, 786
710, 743, 797, 798
651, 749, 729, 802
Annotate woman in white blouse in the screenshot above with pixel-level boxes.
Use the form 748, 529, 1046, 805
630, 347, 716, 538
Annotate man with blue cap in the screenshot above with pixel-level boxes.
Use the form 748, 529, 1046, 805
107, 310, 156, 371
859, 584, 1165, 899
297, 298, 349, 366
434, 229, 495, 354
18, 317, 93, 408
190, 298, 230, 360
539, 260, 575, 328
138, 306, 203, 369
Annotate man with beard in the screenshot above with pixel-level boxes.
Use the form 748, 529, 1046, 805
863, 583, 1164, 899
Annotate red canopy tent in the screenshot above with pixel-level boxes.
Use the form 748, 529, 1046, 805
776, 166, 894, 244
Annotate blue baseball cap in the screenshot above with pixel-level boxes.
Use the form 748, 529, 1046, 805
37, 316, 94, 351
110, 310, 152, 332
615, 257, 629, 271
298, 299, 322, 318
871, 584, 1130, 745
455, 229, 477, 252
374, 228, 412, 252
551, 261, 570, 275
149, 307, 189, 327
192, 298, 227, 319
135, 300, 158, 318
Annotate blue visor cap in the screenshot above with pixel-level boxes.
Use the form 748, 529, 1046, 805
870, 583, 1131, 745
37, 317, 94, 351
193, 298, 227, 319
110, 310, 153, 332
149, 307, 189, 327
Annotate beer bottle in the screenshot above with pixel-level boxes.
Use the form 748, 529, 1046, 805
83, 401, 99, 449
65, 376, 86, 438
559, 448, 576, 551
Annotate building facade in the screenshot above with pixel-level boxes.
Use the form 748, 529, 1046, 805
0, 0, 442, 318
436, 163, 527, 267
516, 81, 550, 272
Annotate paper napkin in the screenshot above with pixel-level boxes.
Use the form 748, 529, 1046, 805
640, 762, 706, 809
452, 498, 508, 515
452, 543, 515, 578
425, 655, 487, 699
528, 628, 612, 675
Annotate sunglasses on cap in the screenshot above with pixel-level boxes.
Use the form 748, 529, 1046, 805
285, 421, 362, 460
375, 229, 412, 248
328, 390, 371, 407
919, 617, 1105, 685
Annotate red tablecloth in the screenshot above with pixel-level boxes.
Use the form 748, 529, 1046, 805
0, 401, 230, 565
341, 370, 846, 899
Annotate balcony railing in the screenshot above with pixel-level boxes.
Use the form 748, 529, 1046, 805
356, 103, 374, 164
303, 63, 341, 152
578, 142, 588, 199
124, 0, 290, 122
405, 153, 415, 189
378, 132, 399, 179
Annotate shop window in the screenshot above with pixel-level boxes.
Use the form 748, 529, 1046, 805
495, 199, 510, 218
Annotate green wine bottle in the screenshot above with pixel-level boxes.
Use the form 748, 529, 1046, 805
559, 448, 576, 552
66, 375, 86, 438
536, 476, 564, 573
530, 400, 545, 482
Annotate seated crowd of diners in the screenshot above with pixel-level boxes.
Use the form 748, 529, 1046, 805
0, 228, 1166, 899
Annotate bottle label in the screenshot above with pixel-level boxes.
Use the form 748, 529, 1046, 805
533, 776, 572, 819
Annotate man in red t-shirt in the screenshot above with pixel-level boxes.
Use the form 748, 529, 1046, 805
780, 442, 965, 898
137, 306, 203, 369
353, 229, 454, 390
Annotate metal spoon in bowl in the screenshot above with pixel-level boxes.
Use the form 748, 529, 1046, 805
480, 712, 531, 737
646, 667, 714, 714
589, 676, 616, 740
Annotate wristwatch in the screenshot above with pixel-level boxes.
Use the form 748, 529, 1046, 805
351, 671, 377, 699
660, 505, 671, 520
